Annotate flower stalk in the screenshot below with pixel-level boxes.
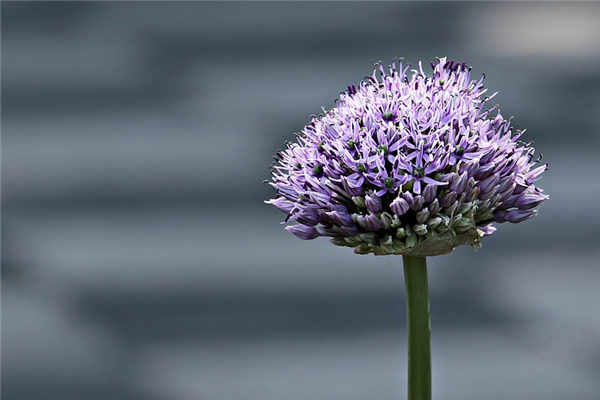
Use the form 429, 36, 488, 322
266, 57, 548, 400
403, 255, 431, 400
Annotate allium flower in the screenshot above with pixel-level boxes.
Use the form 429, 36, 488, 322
267, 58, 548, 257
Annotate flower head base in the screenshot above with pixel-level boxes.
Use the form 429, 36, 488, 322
267, 58, 548, 256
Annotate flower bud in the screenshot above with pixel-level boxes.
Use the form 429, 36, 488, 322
416, 209, 430, 224
428, 198, 441, 214
513, 182, 528, 195
341, 225, 360, 236
325, 210, 353, 226
354, 243, 371, 254
422, 184, 437, 203
380, 211, 393, 230
413, 224, 428, 236
352, 196, 366, 208
479, 185, 499, 200
496, 175, 514, 193
460, 160, 479, 176
396, 228, 406, 239
457, 201, 473, 214
478, 173, 500, 195
477, 224, 497, 236
465, 177, 476, 191
451, 213, 463, 223
316, 225, 342, 237
441, 191, 457, 208
426, 217, 442, 228
437, 215, 450, 229
475, 161, 495, 180
286, 225, 319, 240
405, 231, 418, 247
359, 232, 377, 245
271, 192, 296, 209
467, 186, 480, 202
489, 193, 503, 204
357, 214, 382, 231
395, 227, 407, 239
494, 208, 537, 223
391, 197, 410, 216
444, 201, 459, 216
296, 209, 320, 226
410, 195, 425, 211
454, 216, 473, 233
450, 172, 468, 193
497, 194, 518, 209
515, 192, 547, 210
380, 234, 395, 253
475, 207, 493, 222
401, 192, 414, 208
392, 238, 405, 251
344, 236, 362, 246
496, 182, 516, 200
365, 192, 383, 213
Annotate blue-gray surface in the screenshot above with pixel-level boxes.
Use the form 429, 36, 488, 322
2, 3, 600, 400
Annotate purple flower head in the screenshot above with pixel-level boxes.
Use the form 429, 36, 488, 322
267, 58, 548, 256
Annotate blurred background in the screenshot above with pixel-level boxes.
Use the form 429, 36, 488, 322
2, 2, 600, 400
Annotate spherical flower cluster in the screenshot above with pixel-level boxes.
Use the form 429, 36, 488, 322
267, 58, 548, 256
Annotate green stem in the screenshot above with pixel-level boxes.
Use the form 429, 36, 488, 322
403, 255, 431, 400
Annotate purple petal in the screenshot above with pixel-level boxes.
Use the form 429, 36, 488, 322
515, 192, 548, 210
285, 225, 319, 240
391, 197, 410, 216
365, 193, 383, 213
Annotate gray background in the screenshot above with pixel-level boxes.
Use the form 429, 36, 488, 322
2, 2, 600, 400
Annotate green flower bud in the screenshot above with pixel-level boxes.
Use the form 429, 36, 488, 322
392, 238, 405, 252
413, 224, 428, 236
395, 227, 407, 239
380, 212, 393, 230
426, 217, 442, 228
379, 235, 395, 253
444, 201, 458, 216
454, 216, 474, 234
359, 232, 377, 246
352, 196, 366, 208
457, 201, 473, 215
344, 236, 363, 247
416, 209, 430, 224
405, 232, 418, 248
354, 243, 371, 254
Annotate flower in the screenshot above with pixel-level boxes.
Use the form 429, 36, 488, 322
266, 58, 548, 256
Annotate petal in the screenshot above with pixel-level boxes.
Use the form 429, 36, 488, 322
285, 225, 319, 240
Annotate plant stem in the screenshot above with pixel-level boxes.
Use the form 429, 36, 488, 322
403, 255, 431, 400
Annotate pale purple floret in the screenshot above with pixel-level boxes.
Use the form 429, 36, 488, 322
390, 197, 410, 216
267, 57, 547, 255
285, 224, 319, 240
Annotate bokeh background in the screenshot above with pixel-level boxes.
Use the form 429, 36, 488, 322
2, 2, 600, 400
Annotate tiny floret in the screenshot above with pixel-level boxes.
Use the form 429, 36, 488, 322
267, 58, 548, 256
